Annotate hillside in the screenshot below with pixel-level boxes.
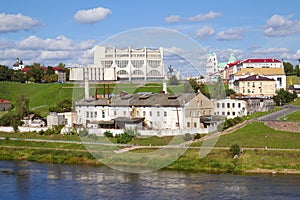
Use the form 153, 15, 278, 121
0, 82, 186, 116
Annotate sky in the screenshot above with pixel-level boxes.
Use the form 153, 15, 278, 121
1, 0, 300, 76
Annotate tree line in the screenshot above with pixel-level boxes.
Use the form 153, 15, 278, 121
0, 62, 69, 83
283, 61, 300, 76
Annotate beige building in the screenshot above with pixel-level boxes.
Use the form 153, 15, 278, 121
234, 75, 276, 97
231, 67, 286, 90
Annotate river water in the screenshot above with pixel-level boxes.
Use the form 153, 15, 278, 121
0, 160, 299, 200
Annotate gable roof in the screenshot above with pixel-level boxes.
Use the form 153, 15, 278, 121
234, 67, 285, 76
236, 75, 275, 82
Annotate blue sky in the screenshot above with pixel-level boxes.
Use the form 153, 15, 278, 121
1, 0, 300, 76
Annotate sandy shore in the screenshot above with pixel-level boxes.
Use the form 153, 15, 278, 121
245, 168, 300, 175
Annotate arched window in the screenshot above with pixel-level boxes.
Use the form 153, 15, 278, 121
148, 70, 161, 76
132, 70, 144, 75
131, 60, 144, 68
116, 60, 128, 68
117, 70, 129, 75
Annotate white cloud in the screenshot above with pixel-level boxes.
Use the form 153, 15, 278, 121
0, 35, 97, 67
216, 28, 243, 40
165, 11, 221, 23
74, 7, 112, 24
0, 13, 40, 33
264, 14, 300, 37
252, 47, 290, 54
165, 15, 181, 23
187, 11, 222, 22
196, 26, 215, 38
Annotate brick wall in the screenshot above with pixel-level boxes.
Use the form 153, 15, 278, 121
264, 121, 300, 133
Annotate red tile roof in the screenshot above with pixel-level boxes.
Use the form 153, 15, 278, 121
242, 58, 281, 63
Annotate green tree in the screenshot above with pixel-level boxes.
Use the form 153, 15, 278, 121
0, 65, 12, 81
49, 99, 72, 113
295, 64, 300, 76
168, 75, 179, 85
210, 76, 226, 99
10, 70, 25, 82
15, 94, 30, 118
273, 89, 297, 105
283, 62, 294, 74
230, 143, 241, 158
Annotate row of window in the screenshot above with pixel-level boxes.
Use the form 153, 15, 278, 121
215, 111, 237, 116
216, 102, 242, 109
86, 111, 105, 119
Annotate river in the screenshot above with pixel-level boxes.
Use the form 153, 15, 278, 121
0, 160, 299, 200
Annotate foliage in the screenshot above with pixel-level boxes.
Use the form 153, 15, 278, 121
78, 128, 89, 137
104, 130, 114, 138
183, 133, 193, 141
210, 76, 226, 99
115, 127, 140, 144
283, 62, 294, 74
15, 94, 30, 118
223, 117, 243, 130
230, 143, 241, 157
273, 89, 297, 106
168, 75, 179, 85
49, 99, 72, 113
186, 78, 210, 98
193, 133, 202, 140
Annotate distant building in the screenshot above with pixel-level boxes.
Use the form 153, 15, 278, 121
53, 67, 67, 83
22, 114, 46, 127
233, 75, 276, 97
47, 112, 77, 128
70, 46, 165, 82
231, 67, 286, 90
0, 99, 12, 111
12, 58, 25, 70
213, 98, 247, 119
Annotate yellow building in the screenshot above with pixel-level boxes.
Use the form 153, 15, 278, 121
234, 75, 276, 97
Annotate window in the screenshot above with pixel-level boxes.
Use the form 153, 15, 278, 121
247, 82, 250, 87
217, 103, 220, 108
232, 103, 235, 108
232, 112, 235, 116
277, 77, 282, 86
227, 112, 230, 116
247, 89, 251, 93
95, 112, 97, 118
143, 111, 146, 117
157, 111, 160, 117
227, 103, 230, 108
114, 111, 117, 116
164, 111, 167, 117
175, 122, 179, 127
187, 122, 190, 128
123, 111, 126, 116
222, 112, 225, 115
194, 122, 197, 128
137, 111, 139, 116
222, 103, 225, 108
86, 112, 89, 118
91, 112, 93, 118
149, 111, 152, 117
102, 111, 105, 118
238, 103, 241, 108
260, 88, 263, 93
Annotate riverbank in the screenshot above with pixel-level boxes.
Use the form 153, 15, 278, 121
1, 121, 299, 174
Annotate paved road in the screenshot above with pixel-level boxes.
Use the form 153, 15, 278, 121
257, 104, 300, 121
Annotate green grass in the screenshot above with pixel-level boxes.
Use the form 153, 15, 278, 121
215, 122, 300, 149
280, 110, 300, 122
290, 98, 300, 106
0, 131, 81, 141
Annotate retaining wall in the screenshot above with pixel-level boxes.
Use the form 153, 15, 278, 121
264, 121, 300, 133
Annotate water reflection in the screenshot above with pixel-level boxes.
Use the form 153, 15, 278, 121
0, 160, 300, 200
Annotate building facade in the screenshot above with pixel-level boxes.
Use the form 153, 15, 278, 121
233, 75, 276, 97
70, 46, 165, 82
75, 92, 214, 130
213, 99, 247, 119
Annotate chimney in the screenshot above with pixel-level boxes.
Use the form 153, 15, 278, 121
84, 68, 89, 99
163, 78, 167, 94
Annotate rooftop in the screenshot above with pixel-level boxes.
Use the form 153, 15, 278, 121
235, 67, 285, 76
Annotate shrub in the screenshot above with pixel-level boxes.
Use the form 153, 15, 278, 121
183, 133, 193, 141
193, 133, 202, 140
116, 133, 134, 144
104, 130, 113, 138
78, 128, 89, 137
230, 143, 241, 158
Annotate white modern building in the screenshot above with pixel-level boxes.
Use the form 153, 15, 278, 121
70, 46, 165, 82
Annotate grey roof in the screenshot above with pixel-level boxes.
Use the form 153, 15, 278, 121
76, 93, 198, 107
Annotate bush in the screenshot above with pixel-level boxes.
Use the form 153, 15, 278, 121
78, 128, 89, 137
230, 143, 241, 158
104, 130, 113, 138
116, 133, 134, 144
193, 133, 202, 140
183, 133, 193, 141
